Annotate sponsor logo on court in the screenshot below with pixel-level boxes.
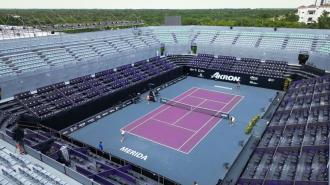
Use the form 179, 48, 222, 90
120, 147, 148, 161
211, 72, 241, 82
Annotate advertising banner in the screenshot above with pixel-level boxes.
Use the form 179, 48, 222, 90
188, 67, 284, 90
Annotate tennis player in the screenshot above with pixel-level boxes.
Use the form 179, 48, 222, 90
237, 80, 241, 90
121, 129, 125, 143
229, 116, 236, 126
146, 91, 154, 104
146, 95, 151, 104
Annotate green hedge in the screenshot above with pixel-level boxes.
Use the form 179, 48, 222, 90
244, 115, 261, 135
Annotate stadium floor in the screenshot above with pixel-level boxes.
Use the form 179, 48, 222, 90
70, 76, 277, 184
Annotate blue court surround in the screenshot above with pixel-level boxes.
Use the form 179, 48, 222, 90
70, 77, 277, 184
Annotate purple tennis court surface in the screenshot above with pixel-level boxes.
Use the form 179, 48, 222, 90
122, 87, 243, 154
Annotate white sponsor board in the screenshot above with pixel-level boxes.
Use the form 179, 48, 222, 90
211, 72, 241, 82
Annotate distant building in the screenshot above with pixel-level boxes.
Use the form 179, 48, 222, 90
164, 16, 182, 26
297, 0, 330, 24
315, 0, 330, 6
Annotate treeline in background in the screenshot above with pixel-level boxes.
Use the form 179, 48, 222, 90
0, 9, 330, 32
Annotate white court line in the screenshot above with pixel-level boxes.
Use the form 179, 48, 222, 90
226, 95, 245, 114
186, 96, 244, 153
123, 87, 245, 154
172, 99, 207, 126
152, 118, 196, 133
120, 87, 197, 131
214, 85, 233, 90
188, 95, 228, 104
194, 87, 245, 99
178, 115, 219, 151
125, 88, 199, 132
125, 130, 189, 155
177, 103, 226, 151
186, 118, 223, 154
182, 94, 245, 153
222, 95, 237, 113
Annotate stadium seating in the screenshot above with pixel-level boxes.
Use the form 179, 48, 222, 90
212, 31, 239, 45
0, 147, 68, 185
0, 26, 330, 79
316, 40, 330, 54
258, 32, 286, 50
0, 31, 161, 78
11, 57, 177, 119
41, 48, 76, 67
190, 28, 330, 55
0, 26, 329, 185
238, 75, 330, 185
3, 128, 161, 185
235, 32, 261, 47
186, 54, 288, 78
192, 30, 217, 45
285, 38, 314, 51
153, 26, 192, 45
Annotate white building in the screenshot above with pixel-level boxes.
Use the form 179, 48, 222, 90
297, 0, 330, 23
315, 0, 330, 6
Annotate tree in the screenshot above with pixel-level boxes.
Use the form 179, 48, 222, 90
0, 9, 323, 32
183, 17, 198, 25
284, 12, 299, 22
318, 11, 330, 29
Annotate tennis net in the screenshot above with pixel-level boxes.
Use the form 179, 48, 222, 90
159, 97, 230, 119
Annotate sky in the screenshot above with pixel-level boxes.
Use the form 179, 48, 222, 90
0, 0, 315, 9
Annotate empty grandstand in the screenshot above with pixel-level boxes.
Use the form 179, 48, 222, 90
0, 23, 329, 185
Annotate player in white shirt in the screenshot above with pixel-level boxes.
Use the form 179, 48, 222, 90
229, 116, 236, 126
121, 129, 125, 143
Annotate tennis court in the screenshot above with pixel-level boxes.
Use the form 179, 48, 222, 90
122, 87, 244, 154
